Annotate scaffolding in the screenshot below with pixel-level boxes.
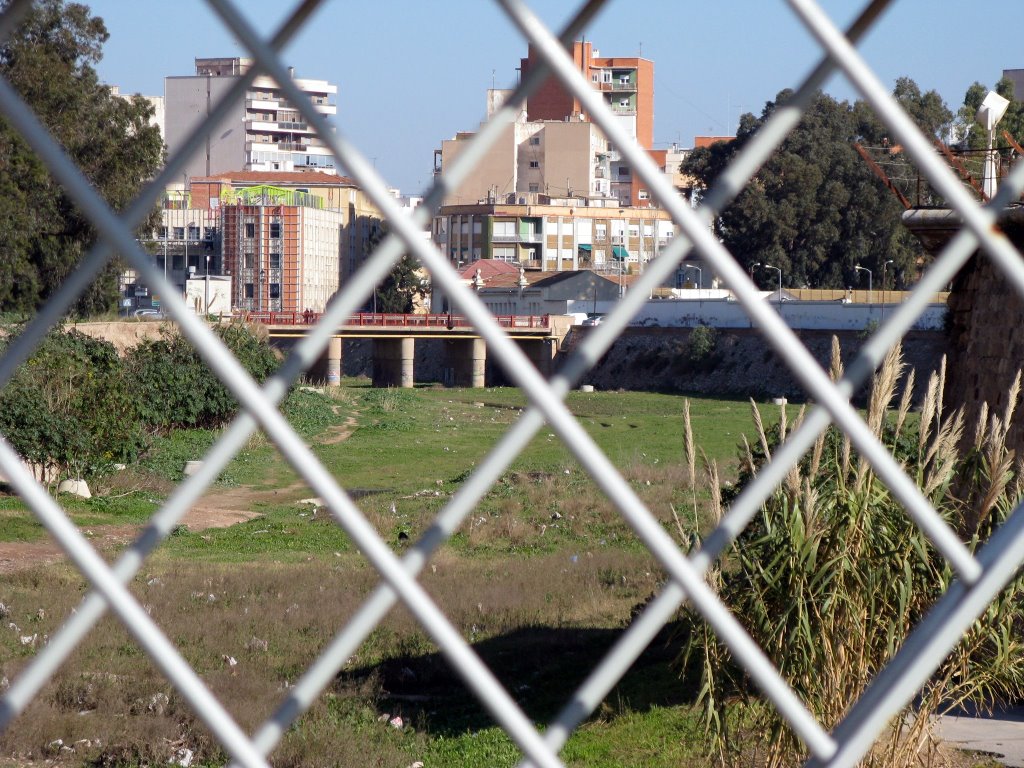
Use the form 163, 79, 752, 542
222, 202, 301, 313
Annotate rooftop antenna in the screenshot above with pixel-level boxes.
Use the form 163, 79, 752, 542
491, 69, 495, 89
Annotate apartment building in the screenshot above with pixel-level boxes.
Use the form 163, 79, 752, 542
434, 41, 656, 208
138, 170, 384, 314
433, 198, 674, 275
436, 108, 612, 206
164, 57, 338, 180
520, 41, 654, 149
520, 41, 654, 206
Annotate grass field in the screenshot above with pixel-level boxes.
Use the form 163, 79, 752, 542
0, 383, 799, 767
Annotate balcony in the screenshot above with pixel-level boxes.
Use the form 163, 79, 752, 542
593, 79, 635, 92
492, 232, 542, 244
246, 98, 280, 111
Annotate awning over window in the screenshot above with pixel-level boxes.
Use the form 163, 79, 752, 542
612, 245, 630, 260
578, 244, 592, 252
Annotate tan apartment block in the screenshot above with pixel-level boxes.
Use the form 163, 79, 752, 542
435, 110, 613, 206
434, 200, 674, 274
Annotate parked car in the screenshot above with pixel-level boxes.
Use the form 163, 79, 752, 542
581, 313, 605, 326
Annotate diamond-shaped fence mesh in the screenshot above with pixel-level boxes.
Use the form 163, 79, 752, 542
2, 0, 1024, 766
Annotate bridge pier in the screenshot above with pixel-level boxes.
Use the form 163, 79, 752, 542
520, 338, 557, 378
445, 338, 486, 388
373, 337, 415, 388
326, 336, 342, 386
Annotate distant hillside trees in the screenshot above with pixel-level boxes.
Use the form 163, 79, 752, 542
0, 0, 163, 316
682, 82, 955, 291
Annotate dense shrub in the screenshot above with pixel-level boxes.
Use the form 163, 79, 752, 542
127, 322, 280, 430
0, 327, 144, 478
686, 324, 718, 364
0, 321, 280, 480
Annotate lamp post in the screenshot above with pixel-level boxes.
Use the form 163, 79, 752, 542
977, 90, 1010, 199
761, 263, 782, 308
855, 264, 873, 307
750, 262, 760, 282
204, 254, 210, 317
881, 259, 893, 318
684, 263, 702, 297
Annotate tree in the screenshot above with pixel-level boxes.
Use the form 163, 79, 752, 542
0, 0, 163, 316
365, 223, 429, 313
682, 84, 941, 290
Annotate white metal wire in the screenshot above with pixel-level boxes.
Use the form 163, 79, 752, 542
2, 2, 1024, 768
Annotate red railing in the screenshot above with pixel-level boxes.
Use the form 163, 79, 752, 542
237, 311, 550, 329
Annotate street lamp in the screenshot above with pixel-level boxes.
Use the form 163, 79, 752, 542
750, 262, 760, 282
881, 259, 893, 316
855, 264, 873, 306
761, 263, 782, 308
684, 263, 702, 297
976, 90, 1010, 199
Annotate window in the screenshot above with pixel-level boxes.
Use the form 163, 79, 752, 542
529, 137, 540, 146
638, 190, 649, 200
595, 224, 607, 240
172, 254, 184, 270
173, 227, 185, 240
270, 253, 281, 269
493, 246, 515, 262
529, 160, 539, 168
618, 167, 629, 176
618, 98, 630, 108
492, 220, 515, 238
244, 283, 254, 298
528, 183, 540, 193
203, 227, 216, 240
187, 225, 200, 240
157, 226, 167, 240
244, 252, 254, 269
244, 222, 255, 238
269, 283, 281, 299
270, 222, 281, 238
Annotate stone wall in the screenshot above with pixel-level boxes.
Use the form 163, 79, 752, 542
567, 327, 948, 405
945, 253, 1024, 454
334, 328, 949, 406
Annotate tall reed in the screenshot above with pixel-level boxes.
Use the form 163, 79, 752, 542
682, 340, 1024, 768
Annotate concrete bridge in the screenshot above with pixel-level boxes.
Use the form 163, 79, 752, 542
252, 311, 566, 388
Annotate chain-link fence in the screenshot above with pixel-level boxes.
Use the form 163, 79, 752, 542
2, 1, 1024, 766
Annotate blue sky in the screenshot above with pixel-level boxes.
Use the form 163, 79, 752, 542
85, 1, 1019, 195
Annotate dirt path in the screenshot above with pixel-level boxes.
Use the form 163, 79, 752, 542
0, 407, 359, 575
0, 485, 295, 576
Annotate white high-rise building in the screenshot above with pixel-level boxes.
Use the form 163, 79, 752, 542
164, 57, 338, 180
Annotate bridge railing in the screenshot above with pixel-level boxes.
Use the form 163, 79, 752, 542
237, 311, 550, 328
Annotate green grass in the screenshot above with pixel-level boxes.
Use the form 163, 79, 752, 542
0, 385, 803, 768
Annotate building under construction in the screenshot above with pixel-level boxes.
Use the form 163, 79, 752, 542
220, 184, 344, 313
